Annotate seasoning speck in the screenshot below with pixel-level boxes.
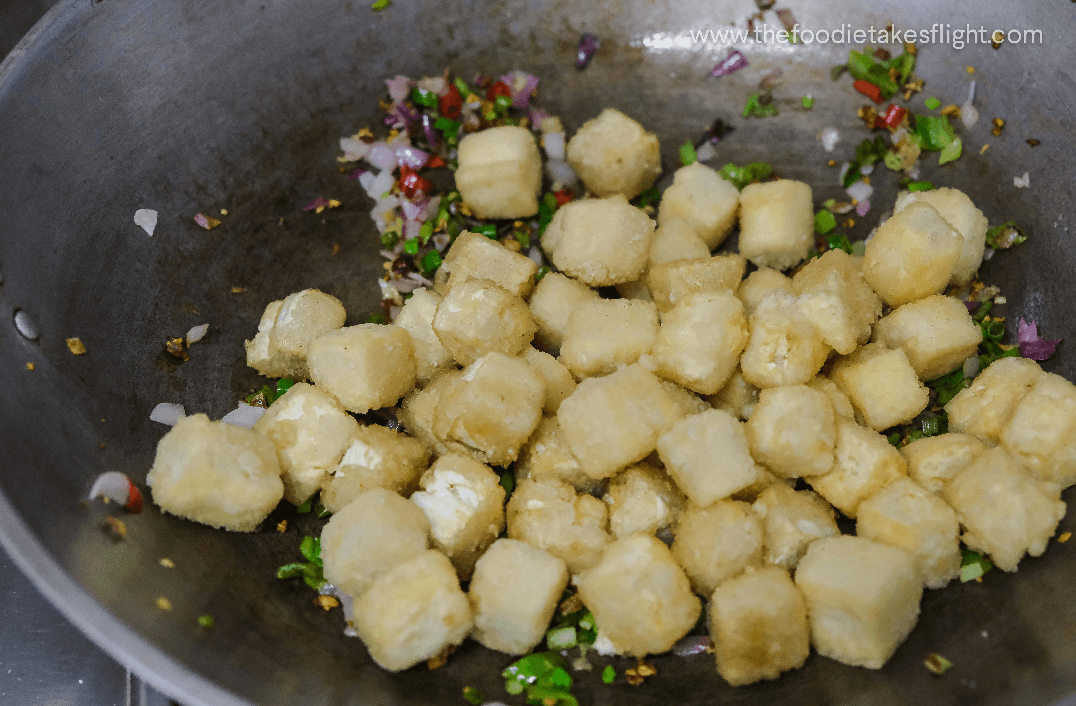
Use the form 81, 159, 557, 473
156, 597, 173, 611
165, 337, 190, 361
991, 118, 1005, 136
315, 595, 339, 611
194, 213, 222, 230
966, 66, 975, 74
230, 286, 247, 294
1026, 139, 1040, 147
980, 144, 990, 155
220, 209, 229, 216
104, 516, 127, 539
1059, 532, 1072, 544
159, 558, 175, 568
26, 362, 34, 371
925, 653, 953, 675
331, 243, 340, 255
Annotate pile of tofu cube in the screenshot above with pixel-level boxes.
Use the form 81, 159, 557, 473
145, 108, 1072, 685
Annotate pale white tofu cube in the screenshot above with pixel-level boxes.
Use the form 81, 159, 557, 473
808, 418, 907, 518
709, 567, 810, 685
515, 416, 599, 493
393, 288, 457, 384
737, 267, 793, 317
270, 289, 347, 358
657, 409, 762, 507
352, 550, 473, 671
794, 536, 922, 669
806, 376, 855, 420
507, 479, 611, 574
706, 368, 759, 420
320, 488, 430, 597
649, 291, 747, 395
873, 295, 982, 380
894, 187, 988, 286
649, 218, 711, 266
792, 249, 883, 355
520, 346, 576, 414
469, 539, 570, 655
252, 382, 360, 504
603, 462, 685, 539
740, 292, 831, 389
942, 447, 1066, 572
245, 300, 309, 379
945, 357, 1042, 444
146, 414, 283, 532
862, 202, 964, 307
830, 342, 929, 431
745, 384, 836, 478
1000, 372, 1076, 489
901, 432, 988, 495
575, 535, 701, 656
559, 299, 658, 379
455, 125, 542, 218
737, 180, 814, 270
646, 254, 746, 313
320, 425, 430, 513
657, 162, 741, 249
672, 500, 764, 596
541, 195, 655, 286
397, 371, 458, 457
527, 272, 600, 355
432, 278, 537, 366
440, 231, 539, 298
307, 324, 416, 414
752, 485, 839, 570
565, 108, 661, 199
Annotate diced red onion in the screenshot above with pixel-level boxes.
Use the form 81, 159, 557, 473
501, 70, 540, 108
361, 170, 396, 200
695, 140, 716, 162
384, 102, 420, 129
367, 143, 398, 172
422, 113, 440, 150
304, 197, 331, 212
402, 217, 423, 240
88, 471, 143, 513
340, 136, 371, 161
221, 403, 266, 429
672, 635, 712, 656
432, 233, 451, 251
819, 127, 840, 152
710, 48, 748, 77
473, 74, 491, 88
542, 132, 565, 161
194, 213, 213, 229
527, 108, 551, 131
401, 198, 425, 222
345, 167, 367, 180
546, 159, 579, 187
527, 245, 544, 266
417, 75, 448, 97
407, 272, 434, 286
982, 247, 995, 261
150, 402, 185, 426
394, 143, 430, 170
385, 75, 413, 104
1013, 172, 1030, 188
846, 179, 873, 204
392, 278, 422, 293
1017, 318, 1061, 360
372, 195, 400, 232
134, 209, 158, 236
577, 33, 600, 69
186, 323, 209, 344
859, 163, 875, 176
963, 355, 980, 378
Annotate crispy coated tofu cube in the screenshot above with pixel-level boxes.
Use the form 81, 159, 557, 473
707, 369, 760, 420
393, 288, 457, 385
657, 409, 762, 506
649, 291, 747, 395
794, 536, 922, 669
469, 539, 570, 655
441, 231, 539, 298
894, 187, 987, 286
432, 278, 537, 366
862, 202, 964, 307
738, 180, 814, 271
873, 295, 982, 380
792, 249, 883, 355
308, 324, 416, 414
559, 299, 658, 379
806, 376, 855, 419
244, 300, 308, 379
737, 267, 793, 317
657, 162, 741, 248
603, 462, 685, 539
515, 416, 599, 493
830, 342, 929, 431
659, 380, 711, 417
565, 108, 661, 199
147, 414, 282, 532
507, 479, 611, 574
945, 357, 1042, 444
353, 550, 473, 671
856, 476, 960, 589
252, 383, 360, 504
409, 453, 505, 578
270, 289, 347, 359
745, 385, 836, 478
320, 425, 430, 514
730, 467, 795, 503
558, 364, 683, 479
398, 371, 458, 456
646, 254, 746, 313
740, 292, 831, 389
455, 125, 542, 218
649, 219, 711, 266
672, 500, 764, 595
575, 535, 701, 656
943, 447, 1065, 572
527, 272, 600, 355
901, 433, 987, 495
809, 419, 907, 518
709, 567, 810, 686
752, 485, 839, 570
432, 353, 544, 466
521, 346, 576, 414
320, 488, 430, 597
542, 195, 655, 286
1000, 372, 1076, 489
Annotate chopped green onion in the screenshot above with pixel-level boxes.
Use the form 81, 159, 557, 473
636, 187, 661, 209
972, 299, 994, 323
883, 151, 903, 171
920, 415, 946, 437
300, 536, 321, 565
499, 469, 515, 497
905, 181, 936, 192
402, 238, 419, 255
985, 221, 1028, 250
742, 92, 779, 118
925, 653, 953, 676
410, 87, 438, 108
914, 115, 956, 151
888, 432, 902, 447
827, 233, 854, 254
547, 626, 578, 650
503, 652, 573, 702
535, 265, 551, 282
802, 95, 815, 110
602, 665, 616, 684
420, 250, 442, 275
851, 240, 866, 256
419, 221, 434, 245
843, 137, 889, 187
294, 497, 313, 514
379, 231, 400, 249
679, 141, 697, 166
927, 367, 970, 407
960, 548, 993, 582
314, 504, 332, 519
370, 0, 390, 9
452, 78, 472, 98
537, 192, 558, 235
493, 94, 513, 113
938, 137, 962, 165
462, 686, 484, 705
366, 313, 387, 325
434, 117, 461, 141
475, 223, 497, 239
514, 229, 531, 249
844, 46, 913, 99
814, 210, 837, 235
925, 97, 941, 110
276, 378, 295, 397
197, 614, 215, 628
718, 162, 773, 190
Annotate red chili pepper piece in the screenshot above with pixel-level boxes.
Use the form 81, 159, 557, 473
486, 80, 512, 102
126, 481, 144, 514
426, 155, 446, 169
882, 104, 908, 129
553, 189, 574, 207
853, 80, 884, 104
439, 85, 462, 120
399, 165, 433, 199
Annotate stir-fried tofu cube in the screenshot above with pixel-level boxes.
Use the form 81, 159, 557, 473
320, 488, 430, 597
507, 479, 611, 574
752, 485, 839, 570
270, 289, 347, 359
707, 369, 760, 420
515, 416, 599, 493
862, 202, 964, 307
856, 476, 960, 589
410, 454, 505, 579
894, 186, 988, 286
738, 180, 814, 271
398, 371, 458, 456
649, 218, 710, 266
244, 300, 308, 379
440, 231, 539, 298
809, 419, 907, 518
745, 384, 836, 478
792, 249, 882, 355
147, 414, 283, 532
942, 447, 1065, 572
469, 539, 570, 655
252, 383, 359, 505
657, 409, 762, 507
575, 535, 701, 656
320, 425, 430, 514
527, 272, 600, 355
806, 376, 855, 419
945, 357, 1042, 444
657, 162, 741, 248
432, 278, 537, 366
559, 299, 658, 379
1000, 372, 1076, 489
394, 288, 456, 384
830, 342, 929, 431
541, 195, 655, 286
901, 433, 988, 495
649, 291, 747, 395
709, 567, 810, 686
353, 550, 473, 671
603, 462, 685, 539
455, 125, 542, 218
646, 254, 746, 313
308, 324, 416, 414
659, 380, 711, 417
873, 295, 982, 380
432, 353, 544, 467
557, 364, 683, 479
672, 500, 764, 595
737, 267, 793, 317
740, 292, 830, 389
565, 108, 661, 199
520, 346, 576, 414
794, 536, 922, 669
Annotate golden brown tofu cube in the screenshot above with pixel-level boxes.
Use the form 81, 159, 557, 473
455, 125, 542, 219
646, 254, 746, 313
745, 384, 836, 478
269, 288, 347, 358
307, 324, 417, 414
432, 278, 537, 366
565, 108, 661, 199
945, 356, 1042, 444
559, 299, 658, 379
752, 485, 839, 570
707, 368, 760, 420
649, 218, 710, 266
1000, 372, 1076, 489
792, 249, 883, 355
393, 288, 457, 384
506, 479, 611, 574
603, 462, 685, 539
244, 299, 307, 379
397, 370, 458, 456
657, 162, 740, 249
830, 342, 929, 431
873, 295, 982, 380
520, 346, 576, 414
808, 418, 907, 518
527, 272, 600, 355
738, 180, 814, 271
657, 409, 762, 507
649, 291, 748, 395
740, 292, 830, 389
806, 376, 855, 420
542, 195, 655, 286
900, 432, 987, 495
515, 416, 599, 493
441, 231, 539, 298
894, 186, 987, 286
737, 267, 794, 317
672, 500, 764, 595
320, 424, 430, 514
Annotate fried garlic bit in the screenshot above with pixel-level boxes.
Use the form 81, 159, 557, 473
104, 516, 127, 539
159, 558, 175, 568
625, 658, 657, 685
277, 520, 288, 533
314, 595, 339, 611
156, 597, 173, 611
165, 337, 190, 361
991, 118, 1005, 136
66, 337, 86, 355
1059, 532, 1072, 544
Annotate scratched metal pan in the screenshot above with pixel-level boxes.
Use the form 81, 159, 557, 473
0, 0, 1074, 704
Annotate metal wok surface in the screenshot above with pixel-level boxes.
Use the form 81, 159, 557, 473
1, 1, 1075, 705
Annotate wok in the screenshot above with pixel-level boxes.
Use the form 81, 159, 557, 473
1, 1, 1074, 704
